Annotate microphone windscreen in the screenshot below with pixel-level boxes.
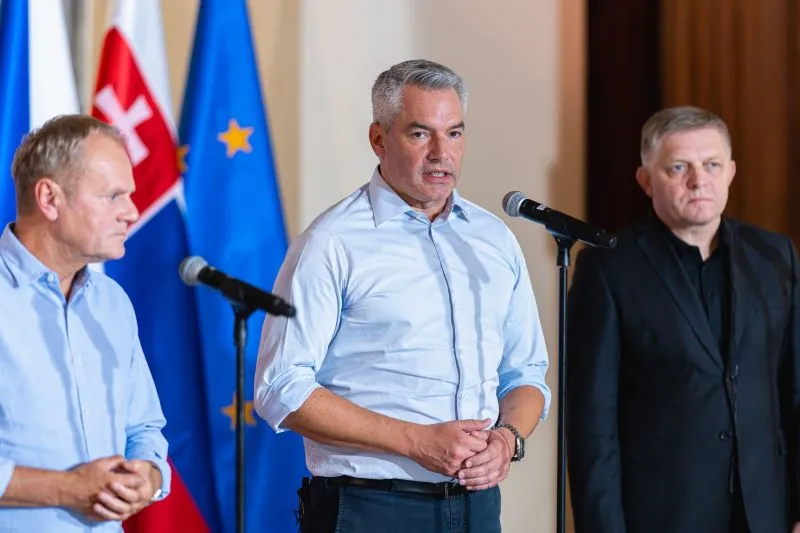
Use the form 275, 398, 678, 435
179, 256, 208, 286
502, 191, 526, 217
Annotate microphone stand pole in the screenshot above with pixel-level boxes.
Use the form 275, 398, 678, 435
232, 305, 254, 533
553, 235, 575, 533
233, 306, 254, 533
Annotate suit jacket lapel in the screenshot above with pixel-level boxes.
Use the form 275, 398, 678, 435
636, 225, 724, 370
727, 228, 752, 354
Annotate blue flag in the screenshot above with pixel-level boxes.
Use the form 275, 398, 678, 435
0, 0, 29, 225
179, 1, 307, 532
0, 0, 80, 227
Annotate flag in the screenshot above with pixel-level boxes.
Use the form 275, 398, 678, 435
179, 1, 307, 532
0, 0, 79, 225
91, 0, 216, 531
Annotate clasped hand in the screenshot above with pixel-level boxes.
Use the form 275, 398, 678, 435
409, 418, 513, 491
66, 456, 159, 522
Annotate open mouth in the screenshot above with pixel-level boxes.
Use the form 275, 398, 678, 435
423, 170, 452, 179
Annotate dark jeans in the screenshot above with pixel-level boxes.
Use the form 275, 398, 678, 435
299, 477, 502, 533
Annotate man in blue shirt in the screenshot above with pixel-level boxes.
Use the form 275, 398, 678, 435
0, 115, 170, 531
255, 59, 550, 532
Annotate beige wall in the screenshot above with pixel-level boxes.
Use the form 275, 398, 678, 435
83, 1, 584, 530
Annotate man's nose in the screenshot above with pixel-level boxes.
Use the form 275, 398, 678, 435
427, 134, 449, 162
124, 197, 140, 223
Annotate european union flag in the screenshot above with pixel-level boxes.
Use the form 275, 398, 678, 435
179, 1, 307, 532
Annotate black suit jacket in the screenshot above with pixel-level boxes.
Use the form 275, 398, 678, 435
566, 216, 800, 533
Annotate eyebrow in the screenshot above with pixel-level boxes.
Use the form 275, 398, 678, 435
667, 155, 725, 163
408, 121, 465, 132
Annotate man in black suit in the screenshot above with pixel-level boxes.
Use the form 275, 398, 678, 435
566, 106, 800, 533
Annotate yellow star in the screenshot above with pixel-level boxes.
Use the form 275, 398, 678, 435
217, 119, 254, 158
177, 144, 190, 174
221, 393, 257, 430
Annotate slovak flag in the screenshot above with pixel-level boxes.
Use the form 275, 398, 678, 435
91, 0, 213, 531
0, 0, 80, 226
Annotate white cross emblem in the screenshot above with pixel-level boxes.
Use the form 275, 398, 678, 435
95, 85, 153, 166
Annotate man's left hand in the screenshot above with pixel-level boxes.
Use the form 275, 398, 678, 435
792, 522, 800, 533
455, 428, 514, 490
93, 460, 161, 521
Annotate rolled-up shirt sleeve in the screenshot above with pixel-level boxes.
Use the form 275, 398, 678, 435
124, 313, 171, 499
254, 229, 347, 432
497, 235, 551, 419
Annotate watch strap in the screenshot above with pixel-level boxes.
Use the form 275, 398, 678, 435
493, 422, 524, 461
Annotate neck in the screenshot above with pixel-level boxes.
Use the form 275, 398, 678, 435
13, 218, 85, 297
669, 218, 722, 261
378, 166, 450, 221
418, 203, 447, 221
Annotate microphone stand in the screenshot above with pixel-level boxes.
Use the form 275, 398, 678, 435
538, 216, 612, 533
552, 235, 575, 533
220, 277, 256, 533
502, 193, 613, 533
182, 258, 296, 533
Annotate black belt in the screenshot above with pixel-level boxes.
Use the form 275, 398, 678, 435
315, 475, 469, 499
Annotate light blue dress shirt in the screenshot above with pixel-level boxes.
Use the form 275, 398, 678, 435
254, 169, 550, 483
0, 225, 170, 532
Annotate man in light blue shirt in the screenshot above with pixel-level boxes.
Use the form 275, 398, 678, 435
0, 115, 170, 531
255, 59, 550, 532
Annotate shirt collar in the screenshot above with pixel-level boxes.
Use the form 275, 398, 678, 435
649, 211, 731, 258
0, 223, 94, 290
367, 166, 471, 226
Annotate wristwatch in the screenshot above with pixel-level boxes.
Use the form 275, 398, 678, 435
494, 422, 525, 462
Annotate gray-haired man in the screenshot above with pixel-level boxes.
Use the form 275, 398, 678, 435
254, 59, 551, 532
567, 106, 800, 533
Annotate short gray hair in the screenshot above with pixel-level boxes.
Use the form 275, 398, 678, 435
11, 114, 126, 214
640, 106, 732, 164
371, 59, 468, 129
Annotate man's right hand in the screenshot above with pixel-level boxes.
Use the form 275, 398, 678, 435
62, 456, 145, 521
406, 418, 492, 476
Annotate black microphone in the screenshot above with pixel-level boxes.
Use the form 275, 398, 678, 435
179, 256, 296, 317
502, 191, 617, 249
